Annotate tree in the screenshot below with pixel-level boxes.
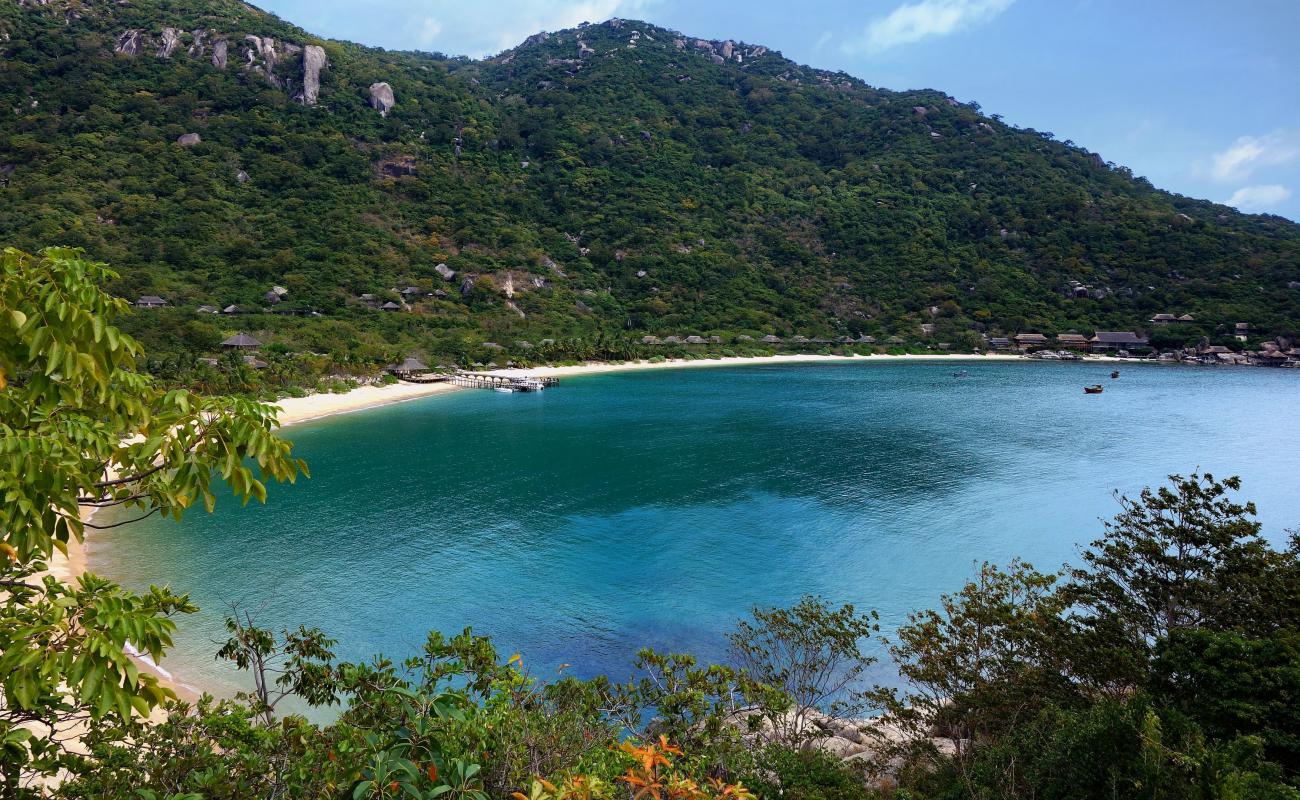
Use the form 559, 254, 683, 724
727, 596, 879, 748
0, 247, 306, 787
876, 561, 1067, 791
215, 607, 341, 725
1062, 473, 1271, 692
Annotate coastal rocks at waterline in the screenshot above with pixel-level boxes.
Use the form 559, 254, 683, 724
301, 45, 326, 106
719, 708, 961, 788
369, 82, 395, 116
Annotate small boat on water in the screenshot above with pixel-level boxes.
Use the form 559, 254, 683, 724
1110, 370, 1120, 379
494, 386, 517, 394
1084, 385, 1104, 394
952, 370, 969, 378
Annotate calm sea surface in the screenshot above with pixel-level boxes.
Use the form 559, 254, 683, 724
91, 361, 1300, 695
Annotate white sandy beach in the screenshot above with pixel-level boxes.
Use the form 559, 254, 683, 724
273, 378, 463, 427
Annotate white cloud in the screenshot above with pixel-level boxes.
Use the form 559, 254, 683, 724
408, 0, 655, 57
846, 0, 1016, 53
1208, 129, 1300, 183
1225, 184, 1292, 213
418, 18, 443, 47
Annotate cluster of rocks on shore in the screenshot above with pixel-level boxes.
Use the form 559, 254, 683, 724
721, 707, 961, 790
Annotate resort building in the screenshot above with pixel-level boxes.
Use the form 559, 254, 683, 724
1090, 331, 1149, 351
1055, 333, 1089, 349
221, 333, 261, 350
987, 337, 1012, 351
388, 356, 429, 377
1014, 333, 1050, 350
135, 295, 167, 308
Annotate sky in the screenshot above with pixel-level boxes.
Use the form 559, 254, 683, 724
256, 0, 1300, 222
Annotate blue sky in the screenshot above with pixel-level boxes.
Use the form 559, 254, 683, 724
258, 0, 1300, 221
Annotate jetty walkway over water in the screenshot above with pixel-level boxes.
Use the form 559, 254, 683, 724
447, 372, 558, 391
392, 370, 558, 392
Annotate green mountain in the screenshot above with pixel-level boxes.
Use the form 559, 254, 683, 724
2, 0, 1298, 374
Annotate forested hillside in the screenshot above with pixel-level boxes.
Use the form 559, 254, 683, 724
2, 0, 1298, 378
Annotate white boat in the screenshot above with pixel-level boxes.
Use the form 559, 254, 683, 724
494, 386, 516, 393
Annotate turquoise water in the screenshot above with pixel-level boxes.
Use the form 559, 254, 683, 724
91, 361, 1300, 696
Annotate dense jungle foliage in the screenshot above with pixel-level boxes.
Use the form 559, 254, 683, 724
1, 0, 1298, 389
4, 248, 1300, 799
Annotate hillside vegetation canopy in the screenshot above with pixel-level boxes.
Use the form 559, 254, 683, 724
1, 0, 1298, 382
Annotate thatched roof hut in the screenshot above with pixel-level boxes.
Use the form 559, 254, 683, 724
389, 356, 429, 375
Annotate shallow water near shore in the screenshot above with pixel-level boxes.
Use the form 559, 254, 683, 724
92, 360, 1300, 698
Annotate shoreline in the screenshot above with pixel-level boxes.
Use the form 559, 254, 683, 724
271, 351, 1126, 429
59, 350, 1130, 702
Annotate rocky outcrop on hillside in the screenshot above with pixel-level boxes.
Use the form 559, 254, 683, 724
369, 82, 395, 116
114, 28, 143, 55
156, 27, 181, 58
301, 45, 326, 106
103, 18, 331, 101
243, 35, 280, 85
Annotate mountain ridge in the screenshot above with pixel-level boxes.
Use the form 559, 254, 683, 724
1, 0, 1297, 376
